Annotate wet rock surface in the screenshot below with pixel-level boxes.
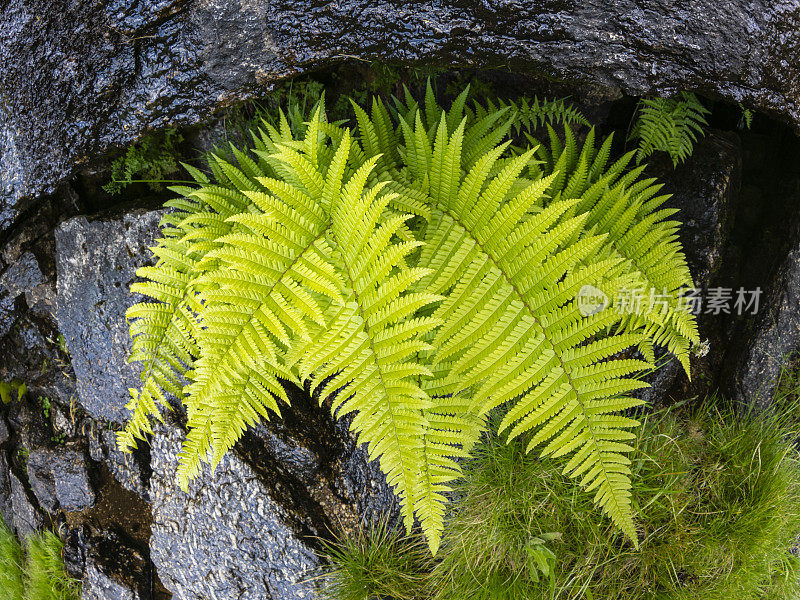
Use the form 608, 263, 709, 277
150, 423, 320, 600
81, 530, 151, 600
55, 208, 163, 423
8, 471, 43, 538
0, 31, 800, 598
89, 427, 150, 501
2, 0, 800, 233
26, 446, 95, 513
640, 131, 742, 404
733, 233, 800, 405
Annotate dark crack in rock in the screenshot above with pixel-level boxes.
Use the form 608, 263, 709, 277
150, 423, 319, 600
81, 530, 150, 600
55, 208, 163, 423
640, 131, 741, 404
89, 426, 149, 501
26, 446, 95, 513
2, 0, 800, 232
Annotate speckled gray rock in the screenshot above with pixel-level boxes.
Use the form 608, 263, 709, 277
81, 531, 149, 600
89, 427, 149, 500
26, 447, 95, 513
0, 453, 13, 532
734, 236, 800, 405
149, 423, 319, 600
9, 471, 42, 538
2, 0, 800, 233
55, 209, 162, 423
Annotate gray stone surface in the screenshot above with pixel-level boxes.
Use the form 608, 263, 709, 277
9, 471, 42, 538
640, 131, 742, 403
150, 423, 320, 600
55, 209, 163, 423
658, 132, 742, 291
0, 453, 13, 533
734, 235, 800, 405
26, 447, 95, 513
81, 531, 149, 600
2, 0, 800, 232
89, 427, 149, 500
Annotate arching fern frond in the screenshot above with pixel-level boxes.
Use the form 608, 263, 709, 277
121, 100, 331, 453
122, 86, 700, 555
528, 124, 700, 370
399, 113, 649, 545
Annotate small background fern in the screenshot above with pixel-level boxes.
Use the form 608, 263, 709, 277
629, 92, 710, 166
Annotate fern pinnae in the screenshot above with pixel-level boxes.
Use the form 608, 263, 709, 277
176, 121, 343, 486
123, 86, 702, 554
297, 153, 442, 535
403, 113, 649, 545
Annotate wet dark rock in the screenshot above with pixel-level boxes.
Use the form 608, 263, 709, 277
9, 471, 43, 537
654, 132, 743, 291
26, 446, 95, 513
81, 529, 150, 600
2, 0, 800, 232
641, 131, 742, 403
55, 209, 163, 423
52, 405, 77, 440
237, 388, 400, 541
0, 453, 13, 531
89, 426, 149, 501
62, 525, 88, 580
150, 423, 319, 600
10, 400, 51, 453
0, 252, 43, 303
329, 418, 401, 528
0, 310, 76, 408
733, 233, 800, 405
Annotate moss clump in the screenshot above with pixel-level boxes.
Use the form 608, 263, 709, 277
321, 397, 800, 600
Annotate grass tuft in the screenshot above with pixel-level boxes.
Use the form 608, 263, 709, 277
0, 517, 80, 600
0, 517, 24, 600
321, 395, 800, 600
319, 519, 432, 600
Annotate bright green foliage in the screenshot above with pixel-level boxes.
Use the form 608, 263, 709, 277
321, 397, 800, 600
0, 519, 80, 600
630, 92, 710, 166
24, 532, 80, 600
103, 129, 184, 195
120, 85, 699, 553
0, 519, 24, 600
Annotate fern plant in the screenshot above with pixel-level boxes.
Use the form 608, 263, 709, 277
119, 84, 699, 554
630, 92, 710, 166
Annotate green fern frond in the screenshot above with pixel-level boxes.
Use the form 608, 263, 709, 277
630, 92, 710, 166
122, 85, 700, 554
528, 124, 700, 371
395, 113, 648, 544
120, 103, 329, 453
